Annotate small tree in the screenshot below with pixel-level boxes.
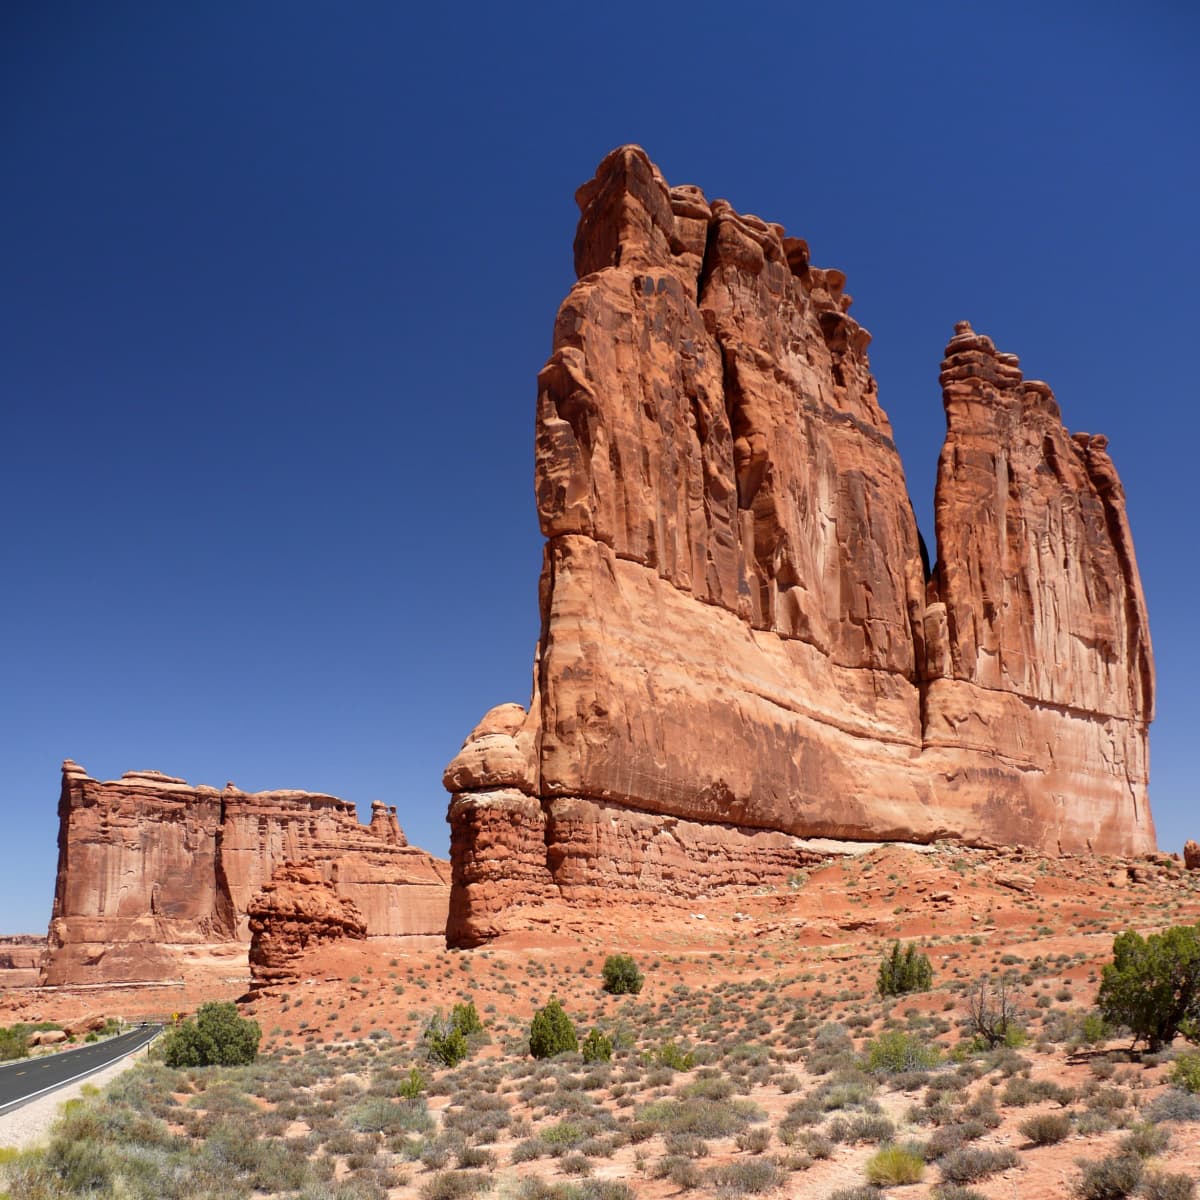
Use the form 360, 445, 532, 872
877, 941, 933, 997
161, 1002, 261, 1067
964, 975, 1023, 1048
581, 1027, 613, 1063
449, 1001, 483, 1037
529, 997, 577, 1059
602, 954, 644, 995
1098, 924, 1200, 1052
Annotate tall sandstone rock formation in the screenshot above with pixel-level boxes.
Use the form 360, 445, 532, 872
43, 761, 450, 986
445, 146, 1155, 946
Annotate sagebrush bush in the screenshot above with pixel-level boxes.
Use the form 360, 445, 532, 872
1019, 1112, 1071, 1145
602, 954, 644, 995
1075, 1153, 1144, 1200
1139, 1169, 1196, 1200
878, 941, 934, 996
938, 1146, 1019, 1183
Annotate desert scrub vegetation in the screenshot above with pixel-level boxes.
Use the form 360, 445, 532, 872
1098, 922, 1200, 1052
160, 1001, 261, 1067
530, 998, 578, 1059
877, 940, 933, 996
865, 1142, 925, 1184
601, 954, 644, 995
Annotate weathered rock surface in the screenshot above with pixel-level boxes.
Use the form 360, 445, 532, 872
1186, 841, 1200, 871
43, 761, 450, 986
445, 145, 1157, 946
246, 862, 367, 989
0, 936, 45, 990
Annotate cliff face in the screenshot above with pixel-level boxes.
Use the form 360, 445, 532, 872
445, 145, 1156, 946
43, 761, 449, 986
246, 862, 368, 990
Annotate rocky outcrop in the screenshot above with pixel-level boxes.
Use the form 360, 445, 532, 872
445, 145, 1157, 946
246, 862, 367, 989
0, 936, 45, 989
43, 761, 450, 986
1186, 841, 1200, 871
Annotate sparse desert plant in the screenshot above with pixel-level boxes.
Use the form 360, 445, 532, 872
866, 1029, 940, 1074
866, 1142, 925, 1185
963, 975, 1024, 1049
1139, 1169, 1196, 1200
450, 1001, 484, 1037
1169, 1052, 1200, 1093
1076, 1153, 1145, 1200
937, 1145, 1019, 1183
878, 941, 934, 996
602, 954, 645, 995
1097, 924, 1200, 1052
706, 1158, 781, 1194
160, 1001, 261, 1067
1020, 1111, 1072, 1145
581, 1027, 613, 1064
1119, 1124, 1170, 1159
529, 998, 578, 1059
398, 1067, 426, 1099
652, 1041, 695, 1071
421, 1170, 495, 1200
1145, 1088, 1200, 1123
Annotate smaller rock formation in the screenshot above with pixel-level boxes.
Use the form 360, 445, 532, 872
1186, 841, 1200, 871
246, 862, 367, 989
0, 936, 45, 989
44, 761, 450, 986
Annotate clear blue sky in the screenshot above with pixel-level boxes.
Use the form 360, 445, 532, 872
3, 2, 1196, 933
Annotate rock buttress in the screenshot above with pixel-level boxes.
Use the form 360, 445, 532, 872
43, 761, 450, 986
444, 146, 1157, 945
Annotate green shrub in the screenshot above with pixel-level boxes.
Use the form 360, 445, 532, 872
450, 1002, 483, 1037
399, 1067, 426, 1099
160, 1002, 261, 1067
1076, 1153, 1144, 1199
1170, 1052, 1200, 1093
529, 998, 578, 1059
1119, 1124, 1170, 1159
865, 1030, 940, 1074
426, 1022, 469, 1068
0, 1025, 30, 1062
877, 941, 933, 997
653, 1041, 695, 1071
866, 1143, 925, 1185
1097, 924, 1200, 1052
601, 955, 644, 995
581, 1028, 613, 1064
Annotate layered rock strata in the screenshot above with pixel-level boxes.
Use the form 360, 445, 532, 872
0, 936, 45, 989
246, 862, 367, 989
445, 145, 1156, 946
43, 761, 449, 985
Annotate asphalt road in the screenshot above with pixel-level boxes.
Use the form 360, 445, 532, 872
0, 1025, 161, 1114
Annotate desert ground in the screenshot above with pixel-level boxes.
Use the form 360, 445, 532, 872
3, 843, 1200, 1199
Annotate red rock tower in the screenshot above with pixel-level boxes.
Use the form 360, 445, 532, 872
443, 146, 1155, 946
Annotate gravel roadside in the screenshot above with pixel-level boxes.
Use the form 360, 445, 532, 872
0, 1042, 152, 1151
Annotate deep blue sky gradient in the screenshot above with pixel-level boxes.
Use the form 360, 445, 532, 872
3, 2, 1197, 932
